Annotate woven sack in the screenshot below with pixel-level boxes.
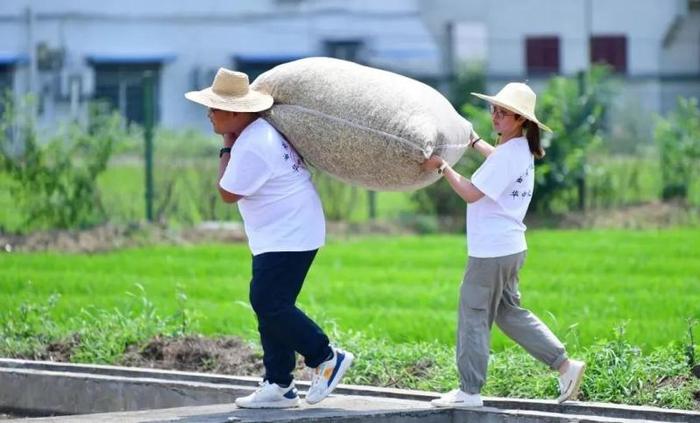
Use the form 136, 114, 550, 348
252, 57, 471, 191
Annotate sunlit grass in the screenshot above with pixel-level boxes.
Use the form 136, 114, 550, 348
2, 230, 698, 352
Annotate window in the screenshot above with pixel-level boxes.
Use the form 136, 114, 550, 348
526, 36, 560, 75
233, 56, 302, 81
92, 63, 161, 125
324, 40, 364, 63
591, 36, 627, 74
0, 65, 13, 118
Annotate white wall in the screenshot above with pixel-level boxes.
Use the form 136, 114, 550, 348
421, 0, 699, 120
0, 0, 442, 131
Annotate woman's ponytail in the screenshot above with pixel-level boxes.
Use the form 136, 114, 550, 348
525, 120, 545, 159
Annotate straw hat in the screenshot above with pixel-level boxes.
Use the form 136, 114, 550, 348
471, 82, 551, 132
185, 68, 273, 112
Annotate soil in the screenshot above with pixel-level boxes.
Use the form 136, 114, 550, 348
2, 202, 696, 254
535, 201, 699, 230
0, 220, 415, 254
120, 334, 266, 376
0, 222, 247, 254
24, 333, 315, 381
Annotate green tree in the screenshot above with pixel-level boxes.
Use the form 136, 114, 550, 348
449, 62, 487, 109
534, 65, 615, 213
654, 97, 700, 201
0, 97, 124, 232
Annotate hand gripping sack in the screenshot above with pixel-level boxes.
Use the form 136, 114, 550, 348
251, 57, 472, 191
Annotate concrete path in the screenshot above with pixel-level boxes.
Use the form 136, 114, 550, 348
1, 359, 698, 423
4, 396, 442, 423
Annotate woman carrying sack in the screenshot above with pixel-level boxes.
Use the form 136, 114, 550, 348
422, 82, 585, 408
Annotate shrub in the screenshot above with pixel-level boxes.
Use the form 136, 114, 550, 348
534, 65, 615, 213
654, 97, 700, 201
0, 98, 128, 232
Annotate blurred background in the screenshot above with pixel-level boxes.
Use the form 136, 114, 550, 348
0, 0, 699, 233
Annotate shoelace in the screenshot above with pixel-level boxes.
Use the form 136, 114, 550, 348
255, 380, 270, 393
310, 368, 322, 389
447, 389, 461, 401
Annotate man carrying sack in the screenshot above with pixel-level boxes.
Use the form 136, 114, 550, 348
185, 68, 354, 409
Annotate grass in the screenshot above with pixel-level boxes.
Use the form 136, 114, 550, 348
1, 230, 699, 410
1, 230, 699, 352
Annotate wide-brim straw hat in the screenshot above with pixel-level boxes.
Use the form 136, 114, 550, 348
471, 82, 552, 132
185, 68, 273, 113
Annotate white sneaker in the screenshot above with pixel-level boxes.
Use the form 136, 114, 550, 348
557, 359, 586, 403
305, 347, 354, 405
431, 389, 483, 408
235, 380, 300, 409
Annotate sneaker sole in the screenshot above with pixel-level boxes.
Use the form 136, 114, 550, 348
305, 351, 355, 405
235, 398, 299, 409
557, 362, 586, 403
431, 399, 483, 408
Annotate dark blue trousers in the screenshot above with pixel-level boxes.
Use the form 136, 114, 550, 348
250, 249, 332, 386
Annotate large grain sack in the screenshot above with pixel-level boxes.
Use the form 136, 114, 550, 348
251, 57, 472, 191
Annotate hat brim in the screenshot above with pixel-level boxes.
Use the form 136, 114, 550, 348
185, 87, 273, 113
471, 92, 552, 133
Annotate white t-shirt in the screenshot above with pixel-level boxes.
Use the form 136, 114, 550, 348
219, 118, 325, 255
467, 137, 534, 258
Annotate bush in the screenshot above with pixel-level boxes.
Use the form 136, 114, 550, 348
534, 65, 615, 213
0, 98, 129, 232
654, 97, 700, 201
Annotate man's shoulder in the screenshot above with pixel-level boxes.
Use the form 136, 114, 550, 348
238, 118, 283, 149
248, 118, 281, 136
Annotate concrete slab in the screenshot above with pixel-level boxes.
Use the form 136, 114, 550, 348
5, 396, 446, 423
5, 398, 679, 423
1, 359, 698, 422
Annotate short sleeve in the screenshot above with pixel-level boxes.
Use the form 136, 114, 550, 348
219, 148, 272, 196
470, 151, 514, 201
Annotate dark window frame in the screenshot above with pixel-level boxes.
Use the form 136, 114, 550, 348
324, 40, 365, 63
590, 35, 627, 74
232, 56, 304, 81
91, 62, 162, 125
525, 36, 560, 75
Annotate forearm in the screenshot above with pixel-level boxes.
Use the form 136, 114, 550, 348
217, 136, 242, 203
217, 152, 240, 202
217, 152, 230, 194
472, 138, 495, 158
442, 165, 484, 203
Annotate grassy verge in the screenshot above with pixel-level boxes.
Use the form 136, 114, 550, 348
0, 292, 698, 410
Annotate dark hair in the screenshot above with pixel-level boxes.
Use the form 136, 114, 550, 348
524, 119, 545, 159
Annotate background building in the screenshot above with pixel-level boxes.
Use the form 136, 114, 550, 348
0, 0, 447, 131
422, 0, 700, 114
1, 0, 698, 133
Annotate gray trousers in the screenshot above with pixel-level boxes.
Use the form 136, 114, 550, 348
457, 251, 567, 394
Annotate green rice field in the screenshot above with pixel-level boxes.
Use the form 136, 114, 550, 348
1, 230, 699, 352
